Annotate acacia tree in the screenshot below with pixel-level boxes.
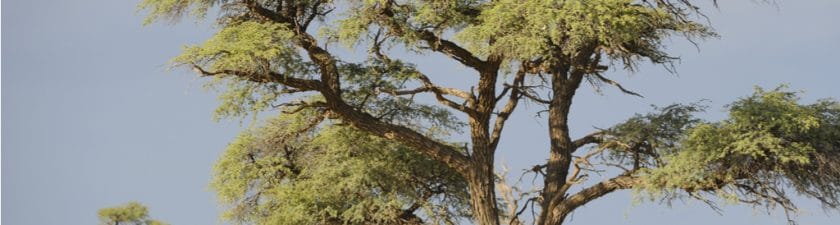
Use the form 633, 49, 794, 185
98, 202, 169, 225
139, 0, 840, 224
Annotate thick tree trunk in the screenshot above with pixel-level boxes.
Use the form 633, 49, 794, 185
465, 65, 503, 225
465, 131, 499, 225
466, 159, 500, 225
538, 69, 584, 225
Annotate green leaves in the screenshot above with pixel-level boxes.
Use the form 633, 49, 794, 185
457, 0, 714, 65
328, 0, 481, 47
169, 20, 314, 120
137, 1, 839, 223
210, 109, 469, 225
138, 0, 217, 25
173, 21, 300, 74
338, 59, 465, 134
630, 86, 840, 214
97, 202, 169, 225
599, 102, 706, 168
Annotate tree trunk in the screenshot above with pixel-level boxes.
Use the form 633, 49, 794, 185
466, 160, 500, 225
538, 69, 584, 225
465, 129, 500, 225
462, 63, 504, 225
465, 114, 501, 225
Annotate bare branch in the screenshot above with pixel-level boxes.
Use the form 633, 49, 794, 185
571, 130, 606, 150
413, 72, 477, 116
558, 146, 609, 195
496, 164, 540, 225
518, 88, 551, 104
191, 64, 323, 91
369, 31, 476, 115
490, 66, 528, 149
591, 73, 644, 98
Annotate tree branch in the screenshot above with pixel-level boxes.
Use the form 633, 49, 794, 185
221, 1, 475, 175
591, 73, 644, 98
191, 64, 323, 91
370, 32, 478, 116
545, 173, 638, 224
571, 130, 606, 150
489, 66, 527, 149
374, 0, 487, 70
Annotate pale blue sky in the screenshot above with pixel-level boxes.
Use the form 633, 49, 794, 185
2, 1, 839, 225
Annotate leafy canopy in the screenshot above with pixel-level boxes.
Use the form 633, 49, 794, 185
136, 0, 840, 224
97, 202, 169, 225
592, 86, 840, 217
211, 108, 470, 225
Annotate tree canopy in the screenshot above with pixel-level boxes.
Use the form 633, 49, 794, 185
98, 202, 169, 225
211, 108, 470, 224
138, 0, 840, 224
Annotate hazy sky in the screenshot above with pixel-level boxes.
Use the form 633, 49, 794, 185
3, 1, 839, 225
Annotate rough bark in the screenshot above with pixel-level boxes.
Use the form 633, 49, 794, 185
464, 58, 504, 225
547, 175, 637, 225
538, 68, 584, 225
538, 47, 598, 225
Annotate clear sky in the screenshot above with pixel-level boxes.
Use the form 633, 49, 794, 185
2, 1, 839, 225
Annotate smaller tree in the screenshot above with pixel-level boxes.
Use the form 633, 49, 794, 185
97, 202, 169, 225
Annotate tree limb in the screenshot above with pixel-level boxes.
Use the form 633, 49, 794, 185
373, 0, 487, 70
489, 66, 527, 149
591, 73, 644, 98
191, 64, 323, 91
545, 173, 638, 225
571, 130, 606, 150
217, 1, 475, 175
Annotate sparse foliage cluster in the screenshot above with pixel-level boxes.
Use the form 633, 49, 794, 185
98, 202, 168, 225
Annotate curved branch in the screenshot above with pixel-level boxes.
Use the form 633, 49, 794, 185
571, 130, 605, 150
545, 173, 638, 225
370, 33, 477, 116
591, 73, 644, 98
374, 0, 487, 70
191, 65, 323, 91
518, 88, 551, 104
210, 2, 474, 175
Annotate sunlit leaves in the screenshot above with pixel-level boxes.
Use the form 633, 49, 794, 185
457, 0, 714, 66
173, 21, 300, 74
168, 20, 315, 120
137, 0, 840, 223
210, 109, 469, 225
138, 0, 217, 25
98, 202, 169, 225
632, 86, 840, 213
339, 58, 465, 135
599, 102, 706, 168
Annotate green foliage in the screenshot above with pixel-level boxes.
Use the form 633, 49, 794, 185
139, 0, 718, 123
138, 0, 840, 224
138, 0, 216, 25
599, 102, 706, 169
630, 86, 840, 212
328, 0, 480, 47
173, 21, 300, 74
170, 19, 315, 120
211, 108, 470, 225
456, 0, 714, 65
338, 58, 466, 135
97, 202, 169, 225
